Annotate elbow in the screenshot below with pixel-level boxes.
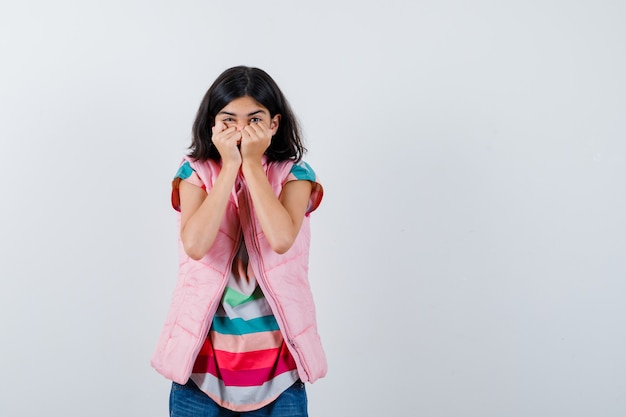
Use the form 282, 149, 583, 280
182, 239, 210, 261
186, 251, 205, 261
267, 224, 302, 254
184, 246, 206, 261
269, 236, 295, 255
271, 245, 290, 255
181, 228, 213, 260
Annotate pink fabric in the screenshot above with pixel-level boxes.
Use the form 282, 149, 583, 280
151, 157, 327, 385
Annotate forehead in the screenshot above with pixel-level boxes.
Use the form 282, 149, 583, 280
218, 96, 269, 115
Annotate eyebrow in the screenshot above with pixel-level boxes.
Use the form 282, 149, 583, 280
218, 110, 266, 117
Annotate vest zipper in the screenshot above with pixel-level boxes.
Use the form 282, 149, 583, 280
240, 184, 311, 381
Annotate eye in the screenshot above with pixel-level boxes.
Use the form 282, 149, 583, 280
222, 117, 234, 122
250, 117, 262, 123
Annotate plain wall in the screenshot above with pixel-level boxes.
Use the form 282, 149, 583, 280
1, 1, 625, 416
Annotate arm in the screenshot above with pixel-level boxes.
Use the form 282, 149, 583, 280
178, 165, 239, 260
179, 122, 242, 260
240, 121, 312, 254
242, 161, 313, 254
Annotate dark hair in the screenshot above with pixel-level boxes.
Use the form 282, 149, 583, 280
189, 66, 306, 162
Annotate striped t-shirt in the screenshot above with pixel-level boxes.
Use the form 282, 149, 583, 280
172, 159, 322, 411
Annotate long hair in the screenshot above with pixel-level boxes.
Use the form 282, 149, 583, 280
189, 66, 306, 162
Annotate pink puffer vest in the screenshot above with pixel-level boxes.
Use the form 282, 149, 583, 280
151, 156, 327, 385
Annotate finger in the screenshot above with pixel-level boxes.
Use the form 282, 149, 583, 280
213, 127, 237, 142
220, 131, 241, 146
234, 130, 243, 144
247, 122, 267, 137
241, 126, 254, 141
243, 125, 267, 143
212, 120, 227, 133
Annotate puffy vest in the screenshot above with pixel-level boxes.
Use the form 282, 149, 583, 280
151, 156, 327, 385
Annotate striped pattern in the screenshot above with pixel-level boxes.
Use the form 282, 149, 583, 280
189, 243, 298, 412
173, 160, 322, 412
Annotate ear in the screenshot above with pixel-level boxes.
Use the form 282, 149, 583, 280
270, 114, 281, 135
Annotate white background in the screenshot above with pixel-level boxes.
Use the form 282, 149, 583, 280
1, 1, 625, 416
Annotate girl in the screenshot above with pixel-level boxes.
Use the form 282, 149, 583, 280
152, 66, 327, 417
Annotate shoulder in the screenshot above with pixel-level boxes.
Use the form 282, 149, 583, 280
174, 160, 195, 181
180, 156, 221, 176
173, 160, 204, 189
277, 159, 323, 214
289, 160, 318, 182
171, 157, 218, 211
266, 159, 319, 182
176, 157, 224, 186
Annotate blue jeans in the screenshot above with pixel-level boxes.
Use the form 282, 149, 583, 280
169, 379, 308, 417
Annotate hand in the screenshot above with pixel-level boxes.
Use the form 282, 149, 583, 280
240, 122, 272, 164
211, 121, 242, 168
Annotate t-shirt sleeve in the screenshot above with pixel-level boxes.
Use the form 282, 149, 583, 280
284, 160, 323, 215
171, 160, 205, 212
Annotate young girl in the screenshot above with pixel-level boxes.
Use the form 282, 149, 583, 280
152, 66, 327, 417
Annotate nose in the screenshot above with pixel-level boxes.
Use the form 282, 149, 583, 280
235, 122, 247, 131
